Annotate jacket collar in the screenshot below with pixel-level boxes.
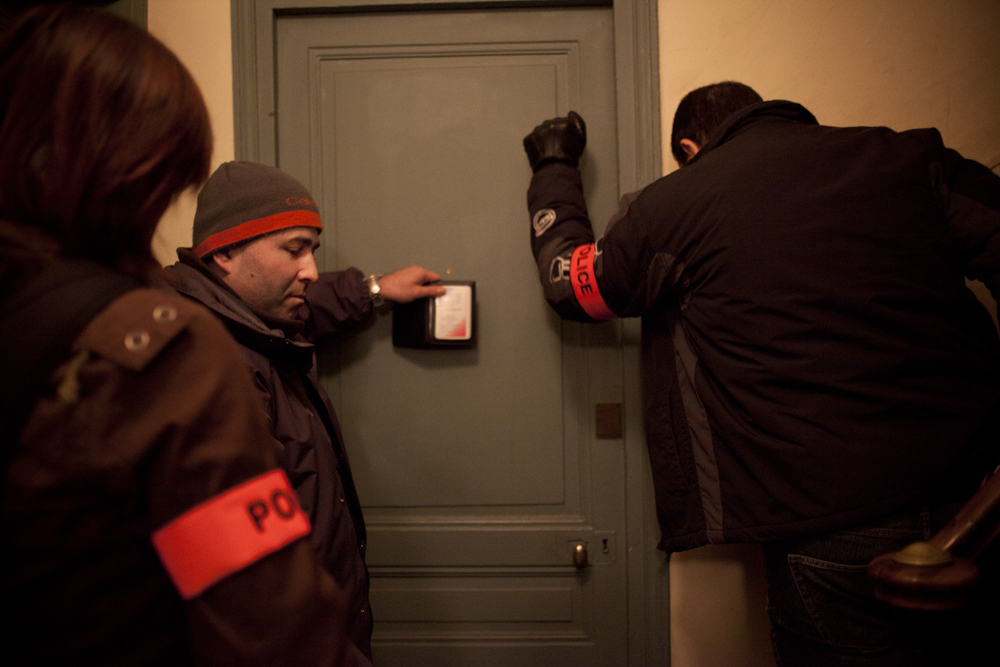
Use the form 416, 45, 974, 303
688, 100, 819, 166
167, 249, 315, 369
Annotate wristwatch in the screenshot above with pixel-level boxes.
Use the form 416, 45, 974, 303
366, 274, 384, 307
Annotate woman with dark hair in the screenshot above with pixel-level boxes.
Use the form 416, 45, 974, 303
0, 3, 212, 274
0, 5, 362, 664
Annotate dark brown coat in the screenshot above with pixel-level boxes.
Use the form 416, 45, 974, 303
2, 280, 362, 665
167, 252, 375, 661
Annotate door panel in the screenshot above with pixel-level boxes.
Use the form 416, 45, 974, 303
276, 8, 624, 665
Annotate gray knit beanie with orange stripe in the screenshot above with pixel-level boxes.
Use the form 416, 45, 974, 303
192, 161, 323, 258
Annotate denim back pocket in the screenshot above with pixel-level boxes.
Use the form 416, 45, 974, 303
786, 553, 897, 650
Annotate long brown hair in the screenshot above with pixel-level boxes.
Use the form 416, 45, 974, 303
0, 4, 212, 276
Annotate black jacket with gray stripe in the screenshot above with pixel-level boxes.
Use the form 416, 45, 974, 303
527, 101, 1000, 551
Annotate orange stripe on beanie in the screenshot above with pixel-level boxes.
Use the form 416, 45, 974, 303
192, 161, 323, 258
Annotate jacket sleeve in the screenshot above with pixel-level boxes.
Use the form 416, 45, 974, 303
937, 143, 1000, 301
527, 163, 652, 321
304, 268, 374, 344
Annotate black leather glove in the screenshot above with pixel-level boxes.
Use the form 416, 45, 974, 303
523, 111, 587, 173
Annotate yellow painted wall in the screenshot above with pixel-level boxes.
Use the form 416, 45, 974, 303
148, 0, 234, 265
658, 0, 1000, 172
147, 2, 1000, 665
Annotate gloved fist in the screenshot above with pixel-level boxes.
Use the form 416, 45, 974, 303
523, 111, 587, 173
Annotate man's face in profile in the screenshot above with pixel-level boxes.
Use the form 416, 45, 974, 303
218, 226, 320, 323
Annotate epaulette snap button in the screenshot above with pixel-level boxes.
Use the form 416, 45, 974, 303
125, 330, 151, 351
153, 305, 178, 323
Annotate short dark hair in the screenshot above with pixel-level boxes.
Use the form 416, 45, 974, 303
0, 4, 212, 277
670, 81, 763, 166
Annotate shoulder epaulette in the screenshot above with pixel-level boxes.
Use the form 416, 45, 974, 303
75, 290, 197, 372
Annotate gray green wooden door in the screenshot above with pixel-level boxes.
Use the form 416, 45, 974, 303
275, 8, 626, 665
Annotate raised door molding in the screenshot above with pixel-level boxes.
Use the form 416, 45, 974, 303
231, 0, 659, 192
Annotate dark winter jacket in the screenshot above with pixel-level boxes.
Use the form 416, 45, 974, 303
527, 101, 1000, 552
167, 251, 375, 661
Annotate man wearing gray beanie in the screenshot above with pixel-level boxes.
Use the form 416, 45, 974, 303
166, 161, 445, 664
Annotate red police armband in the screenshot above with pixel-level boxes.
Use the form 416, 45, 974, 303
570, 243, 616, 320
151, 469, 310, 600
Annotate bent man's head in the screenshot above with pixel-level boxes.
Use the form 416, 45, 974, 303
670, 81, 762, 167
194, 161, 323, 324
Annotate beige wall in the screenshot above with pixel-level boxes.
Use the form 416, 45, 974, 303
658, 0, 1000, 172
147, 2, 1000, 665
148, 0, 234, 265
659, 2, 1000, 666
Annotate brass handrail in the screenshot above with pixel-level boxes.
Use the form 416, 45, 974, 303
868, 467, 1000, 610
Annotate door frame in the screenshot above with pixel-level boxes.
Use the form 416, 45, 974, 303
230, 1, 667, 664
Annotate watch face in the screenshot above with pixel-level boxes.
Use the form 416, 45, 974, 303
368, 276, 382, 301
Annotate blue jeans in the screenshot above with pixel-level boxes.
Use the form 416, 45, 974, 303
762, 501, 1000, 667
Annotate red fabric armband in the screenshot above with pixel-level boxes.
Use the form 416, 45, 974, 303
570, 243, 616, 320
152, 469, 311, 600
